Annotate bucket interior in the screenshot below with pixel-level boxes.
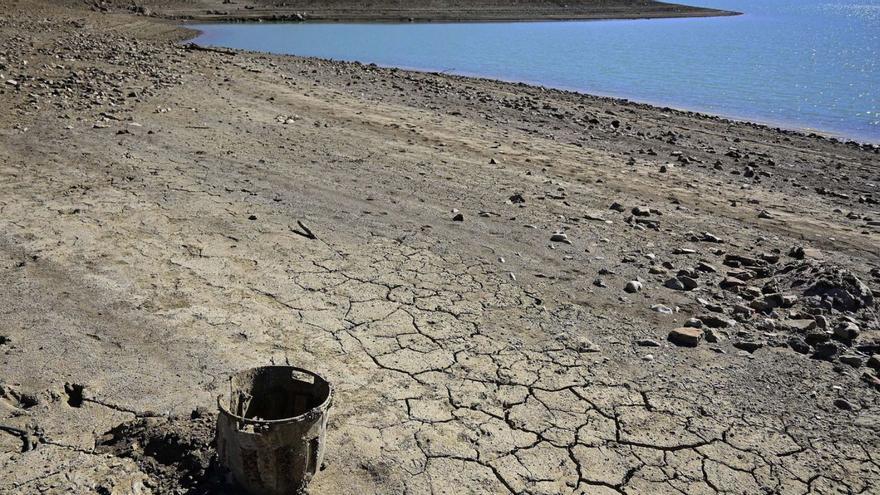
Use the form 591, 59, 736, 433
226, 367, 331, 421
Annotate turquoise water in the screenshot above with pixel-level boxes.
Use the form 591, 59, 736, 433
191, 0, 880, 142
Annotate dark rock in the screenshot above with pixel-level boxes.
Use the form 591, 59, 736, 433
812, 342, 841, 360
733, 341, 763, 353
668, 327, 703, 347
788, 337, 811, 354
624, 281, 642, 293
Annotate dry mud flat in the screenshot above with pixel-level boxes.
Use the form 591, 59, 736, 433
1, 3, 880, 495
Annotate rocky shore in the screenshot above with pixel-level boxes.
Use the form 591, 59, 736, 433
1, 1, 878, 494
83, 0, 739, 22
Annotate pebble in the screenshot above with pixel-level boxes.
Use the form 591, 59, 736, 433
636, 339, 661, 347
833, 398, 855, 411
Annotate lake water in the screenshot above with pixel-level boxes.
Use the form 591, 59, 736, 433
191, 0, 880, 142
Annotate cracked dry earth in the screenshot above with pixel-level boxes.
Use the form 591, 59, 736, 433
1, 6, 880, 495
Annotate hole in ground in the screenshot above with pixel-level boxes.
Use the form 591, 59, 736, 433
64, 383, 84, 407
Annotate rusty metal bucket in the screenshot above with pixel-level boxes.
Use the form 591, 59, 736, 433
216, 366, 333, 495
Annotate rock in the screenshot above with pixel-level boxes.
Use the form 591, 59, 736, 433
839, 355, 864, 368
698, 314, 734, 329
732, 304, 753, 317
593, 278, 607, 288
834, 321, 860, 341
668, 327, 703, 347
679, 276, 699, 290
812, 342, 841, 361
609, 202, 626, 212
508, 193, 525, 204
696, 261, 717, 273
550, 232, 571, 244
868, 355, 880, 371
700, 233, 723, 243
704, 328, 722, 343
651, 304, 673, 314
833, 398, 855, 411
624, 281, 642, 293
636, 339, 661, 347
452, 213, 464, 221
805, 329, 831, 345
489, 158, 498, 164
733, 341, 763, 353
684, 318, 703, 328
804, 269, 874, 311
862, 372, 880, 390
788, 337, 811, 354
758, 209, 774, 219
664, 277, 685, 291
576, 338, 601, 353
787, 319, 817, 332
720, 277, 747, 291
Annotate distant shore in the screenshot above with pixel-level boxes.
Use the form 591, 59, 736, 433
136, 0, 740, 23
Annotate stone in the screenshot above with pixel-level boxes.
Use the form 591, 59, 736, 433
651, 304, 673, 314
550, 232, 571, 244
812, 342, 841, 361
839, 355, 864, 368
624, 281, 642, 293
668, 327, 703, 347
636, 339, 661, 347
679, 276, 699, 290
733, 341, 763, 353
833, 321, 860, 341
684, 318, 703, 328
833, 398, 854, 411
868, 355, 880, 371
664, 277, 685, 291
719, 277, 747, 291
696, 261, 717, 273
576, 338, 601, 353
788, 337, 811, 354
699, 315, 734, 329
452, 213, 464, 221
704, 328, 722, 343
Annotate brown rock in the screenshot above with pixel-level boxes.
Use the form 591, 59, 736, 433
668, 327, 703, 347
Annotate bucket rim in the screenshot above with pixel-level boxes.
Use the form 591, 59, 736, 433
216, 365, 333, 425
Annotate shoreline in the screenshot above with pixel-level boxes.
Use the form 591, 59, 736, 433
183, 37, 878, 147
147, 1, 740, 23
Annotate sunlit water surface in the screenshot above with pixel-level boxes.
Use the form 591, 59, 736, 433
191, 0, 880, 142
